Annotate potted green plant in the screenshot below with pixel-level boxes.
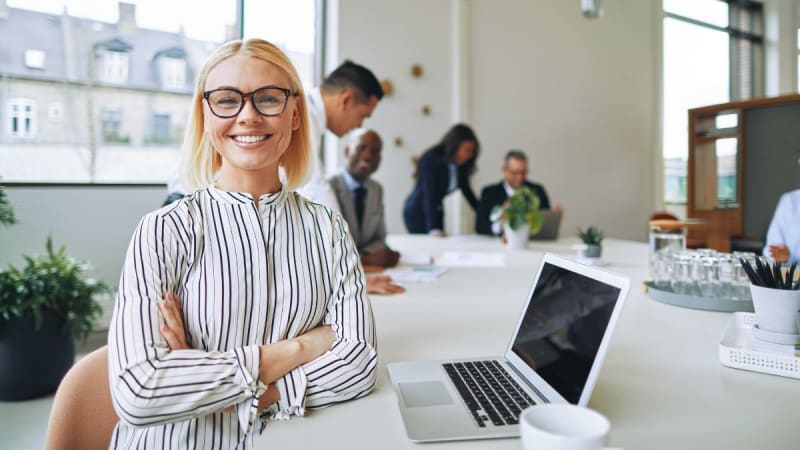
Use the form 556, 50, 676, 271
490, 186, 543, 249
0, 179, 16, 227
0, 186, 108, 400
577, 226, 604, 258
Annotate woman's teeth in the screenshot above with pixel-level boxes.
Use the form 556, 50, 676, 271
233, 135, 268, 143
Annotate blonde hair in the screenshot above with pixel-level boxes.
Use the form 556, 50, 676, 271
180, 39, 312, 191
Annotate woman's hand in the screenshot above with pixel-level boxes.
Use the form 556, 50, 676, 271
158, 292, 188, 350
256, 383, 280, 413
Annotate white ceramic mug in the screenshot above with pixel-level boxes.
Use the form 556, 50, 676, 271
519, 404, 612, 450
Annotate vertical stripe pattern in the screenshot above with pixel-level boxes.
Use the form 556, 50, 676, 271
108, 187, 377, 449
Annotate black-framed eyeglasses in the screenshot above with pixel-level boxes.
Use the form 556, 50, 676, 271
203, 86, 296, 118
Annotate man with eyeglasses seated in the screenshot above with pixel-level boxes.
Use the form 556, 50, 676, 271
164, 60, 383, 212
475, 150, 558, 236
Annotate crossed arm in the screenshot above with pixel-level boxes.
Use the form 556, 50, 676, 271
108, 211, 377, 432
157, 293, 334, 412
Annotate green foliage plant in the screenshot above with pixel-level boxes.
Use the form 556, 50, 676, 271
577, 226, 604, 245
0, 182, 16, 226
490, 186, 543, 234
0, 238, 108, 341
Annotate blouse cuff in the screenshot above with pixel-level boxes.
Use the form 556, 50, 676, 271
234, 345, 268, 433
268, 366, 308, 420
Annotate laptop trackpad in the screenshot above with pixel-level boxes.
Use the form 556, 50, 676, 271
398, 381, 454, 407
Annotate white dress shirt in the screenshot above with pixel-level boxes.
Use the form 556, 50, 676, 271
490, 182, 520, 236
296, 87, 341, 214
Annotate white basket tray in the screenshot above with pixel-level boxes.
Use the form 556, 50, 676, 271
719, 313, 800, 379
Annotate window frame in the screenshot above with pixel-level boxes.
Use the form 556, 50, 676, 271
664, 0, 764, 102
6, 98, 37, 139
160, 56, 187, 90
96, 49, 130, 84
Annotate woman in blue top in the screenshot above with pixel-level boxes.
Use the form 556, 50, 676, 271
402, 123, 480, 236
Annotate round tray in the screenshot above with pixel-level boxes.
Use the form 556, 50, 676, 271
645, 281, 754, 313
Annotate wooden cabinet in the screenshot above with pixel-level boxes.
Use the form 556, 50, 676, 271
687, 94, 800, 252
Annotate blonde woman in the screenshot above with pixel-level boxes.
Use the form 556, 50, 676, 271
108, 39, 376, 448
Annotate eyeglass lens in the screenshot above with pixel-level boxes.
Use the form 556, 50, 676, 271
207, 88, 288, 117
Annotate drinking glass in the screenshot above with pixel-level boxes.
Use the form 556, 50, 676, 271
652, 247, 675, 290
697, 256, 720, 298
731, 251, 756, 301
649, 225, 685, 285
672, 252, 694, 295
717, 254, 735, 299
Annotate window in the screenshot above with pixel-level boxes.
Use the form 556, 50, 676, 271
101, 107, 126, 143
243, 0, 318, 87
150, 113, 172, 143
662, 0, 764, 204
96, 50, 130, 84
159, 57, 186, 89
24, 49, 46, 69
1, 0, 319, 184
7, 99, 37, 138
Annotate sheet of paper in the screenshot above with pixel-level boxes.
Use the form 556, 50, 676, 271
399, 253, 433, 266
384, 266, 448, 283
434, 251, 505, 267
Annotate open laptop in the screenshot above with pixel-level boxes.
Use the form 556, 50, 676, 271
529, 210, 563, 240
386, 253, 630, 442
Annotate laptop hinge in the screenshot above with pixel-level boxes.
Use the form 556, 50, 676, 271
506, 362, 550, 404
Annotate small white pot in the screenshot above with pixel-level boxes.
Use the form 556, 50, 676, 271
504, 222, 529, 250
583, 244, 602, 259
749, 284, 800, 335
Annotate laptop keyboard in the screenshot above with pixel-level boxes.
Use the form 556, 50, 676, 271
443, 360, 536, 427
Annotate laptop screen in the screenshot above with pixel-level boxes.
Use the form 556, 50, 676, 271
510, 261, 621, 404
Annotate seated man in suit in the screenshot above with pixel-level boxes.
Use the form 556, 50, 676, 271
476, 150, 556, 236
330, 129, 403, 294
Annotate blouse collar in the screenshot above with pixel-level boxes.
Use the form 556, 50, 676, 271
205, 185, 287, 208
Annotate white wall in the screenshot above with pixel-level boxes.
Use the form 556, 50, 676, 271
337, 0, 659, 240
336, 0, 459, 236
469, 0, 658, 241
1, 186, 165, 287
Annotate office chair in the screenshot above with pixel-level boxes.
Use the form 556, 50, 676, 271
44, 345, 118, 450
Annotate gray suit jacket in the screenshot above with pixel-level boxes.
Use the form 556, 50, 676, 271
329, 174, 388, 254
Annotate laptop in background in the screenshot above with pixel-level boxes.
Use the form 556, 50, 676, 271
530, 210, 563, 240
386, 253, 630, 442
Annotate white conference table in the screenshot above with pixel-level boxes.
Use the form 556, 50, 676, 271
257, 235, 799, 450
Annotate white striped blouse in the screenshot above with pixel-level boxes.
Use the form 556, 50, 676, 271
108, 186, 377, 449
